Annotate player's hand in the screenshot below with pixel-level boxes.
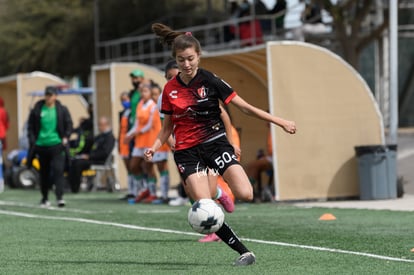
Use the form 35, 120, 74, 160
62, 137, 68, 146
144, 149, 154, 161
283, 120, 297, 134
232, 145, 241, 159
124, 135, 132, 144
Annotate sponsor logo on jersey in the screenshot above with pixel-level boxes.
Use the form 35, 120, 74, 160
169, 90, 178, 99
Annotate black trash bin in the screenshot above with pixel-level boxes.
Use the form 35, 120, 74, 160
354, 145, 397, 200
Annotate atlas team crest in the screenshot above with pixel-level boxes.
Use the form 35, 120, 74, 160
197, 86, 207, 99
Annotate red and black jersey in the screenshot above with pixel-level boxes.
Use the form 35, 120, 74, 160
161, 68, 237, 151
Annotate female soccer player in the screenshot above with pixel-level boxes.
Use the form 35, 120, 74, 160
145, 23, 296, 266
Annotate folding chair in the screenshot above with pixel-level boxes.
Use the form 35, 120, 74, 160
88, 150, 120, 192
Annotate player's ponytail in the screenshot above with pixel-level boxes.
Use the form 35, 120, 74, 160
152, 23, 184, 46
152, 23, 202, 58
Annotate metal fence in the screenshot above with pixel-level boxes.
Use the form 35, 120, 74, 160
95, 11, 290, 67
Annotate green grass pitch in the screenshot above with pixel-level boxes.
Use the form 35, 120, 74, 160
0, 189, 413, 274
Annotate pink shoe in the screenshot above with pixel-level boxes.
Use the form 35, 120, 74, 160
198, 233, 221, 243
217, 190, 235, 213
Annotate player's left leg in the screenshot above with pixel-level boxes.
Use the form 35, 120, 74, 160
208, 173, 234, 213
222, 165, 254, 202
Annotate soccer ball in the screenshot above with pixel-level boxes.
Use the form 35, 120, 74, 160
188, 199, 225, 234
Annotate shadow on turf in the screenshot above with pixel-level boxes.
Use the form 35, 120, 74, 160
64, 239, 195, 244
23, 259, 220, 269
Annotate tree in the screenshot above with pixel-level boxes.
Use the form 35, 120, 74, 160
0, 0, 95, 84
315, 0, 389, 70
0, 0, 226, 82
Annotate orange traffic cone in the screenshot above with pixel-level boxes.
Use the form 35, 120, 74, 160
318, 213, 337, 221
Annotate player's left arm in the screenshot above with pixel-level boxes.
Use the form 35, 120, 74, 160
230, 95, 296, 134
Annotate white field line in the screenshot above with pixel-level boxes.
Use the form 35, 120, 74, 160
0, 200, 112, 214
137, 209, 181, 214
0, 209, 413, 264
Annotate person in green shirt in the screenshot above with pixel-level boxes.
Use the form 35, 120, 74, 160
127, 69, 145, 195
28, 86, 73, 207
129, 69, 144, 126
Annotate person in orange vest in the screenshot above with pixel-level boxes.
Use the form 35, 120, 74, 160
150, 83, 172, 204
125, 82, 161, 203
118, 92, 137, 200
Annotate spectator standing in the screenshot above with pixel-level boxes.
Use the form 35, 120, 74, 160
151, 83, 171, 204
125, 83, 161, 203
129, 69, 144, 127
238, 1, 264, 46
27, 86, 73, 207
270, 0, 287, 32
118, 92, 136, 200
295, 0, 330, 41
69, 116, 115, 193
127, 69, 145, 196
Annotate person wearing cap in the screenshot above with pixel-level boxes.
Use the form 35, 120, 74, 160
129, 69, 145, 127
27, 86, 73, 207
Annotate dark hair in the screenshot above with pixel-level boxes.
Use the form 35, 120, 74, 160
152, 23, 202, 57
164, 60, 178, 72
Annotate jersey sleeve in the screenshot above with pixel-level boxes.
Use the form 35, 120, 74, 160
211, 74, 237, 105
161, 86, 173, 115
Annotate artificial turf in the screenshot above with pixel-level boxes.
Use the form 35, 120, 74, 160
0, 189, 413, 274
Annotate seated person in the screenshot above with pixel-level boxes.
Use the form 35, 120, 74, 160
69, 116, 115, 193
69, 117, 94, 157
245, 126, 273, 202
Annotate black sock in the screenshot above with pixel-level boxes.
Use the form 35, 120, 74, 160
215, 222, 249, 255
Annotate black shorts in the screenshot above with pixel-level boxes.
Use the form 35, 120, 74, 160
174, 135, 239, 181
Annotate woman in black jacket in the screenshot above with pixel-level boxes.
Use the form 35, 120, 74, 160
27, 86, 73, 207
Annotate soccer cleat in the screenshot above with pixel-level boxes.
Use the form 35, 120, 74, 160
119, 194, 135, 201
198, 233, 221, 243
40, 200, 51, 208
233, 252, 256, 266
57, 200, 66, 207
142, 195, 158, 204
217, 191, 235, 213
152, 198, 170, 205
168, 197, 189, 206
135, 189, 150, 203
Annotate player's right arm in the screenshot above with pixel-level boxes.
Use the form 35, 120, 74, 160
145, 114, 173, 161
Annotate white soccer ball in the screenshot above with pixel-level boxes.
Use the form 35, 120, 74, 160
188, 199, 225, 234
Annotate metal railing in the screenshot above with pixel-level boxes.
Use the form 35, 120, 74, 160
95, 11, 289, 67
